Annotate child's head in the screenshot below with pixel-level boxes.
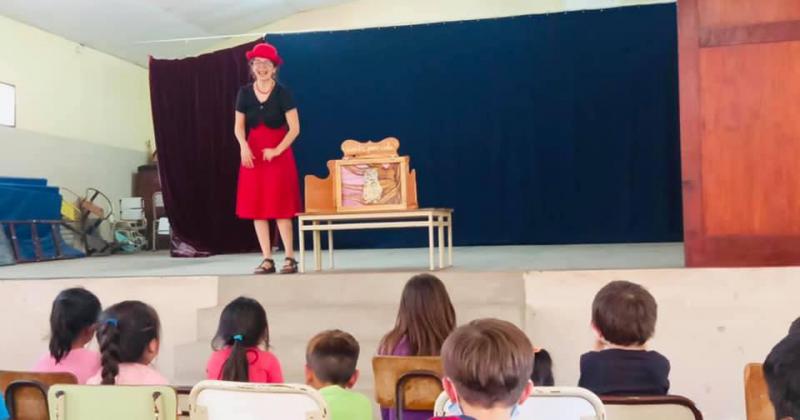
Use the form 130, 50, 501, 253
48, 288, 101, 363
764, 334, 800, 420
591, 280, 657, 347
96, 301, 161, 385
212, 296, 269, 382
305, 329, 360, 389
789, 317, 800, 336
441, 319, 534, 415
531, 348, 554, 387
379, 273, 456, 356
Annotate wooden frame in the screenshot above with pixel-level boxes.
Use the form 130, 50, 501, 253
333, 157, 409, 213
678, 0, 800, 266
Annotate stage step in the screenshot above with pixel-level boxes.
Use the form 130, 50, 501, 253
216, 271, 525, 305
174, 271, 528, 398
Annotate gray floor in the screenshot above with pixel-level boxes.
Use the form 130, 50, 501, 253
0, 242, 684, 279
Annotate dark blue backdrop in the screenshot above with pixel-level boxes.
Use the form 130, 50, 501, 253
268, 4, 682, 248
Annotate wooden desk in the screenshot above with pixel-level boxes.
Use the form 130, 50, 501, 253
297, 208, 453, 272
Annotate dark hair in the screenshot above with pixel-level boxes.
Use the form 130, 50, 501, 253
306, 330, 360, 387
531, 349, 554, 386
49, 288, 101, 363
442, 319, 534, 408
764, 334, 800, 420
592, 280, 657, 346
96, 301, 161, 385
789, 317, 800, 336
379, 274, 456, 356
212, 297, 269, 382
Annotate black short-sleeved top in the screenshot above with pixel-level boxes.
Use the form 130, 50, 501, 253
578, 349, 670, 396
235, 83, 296, 134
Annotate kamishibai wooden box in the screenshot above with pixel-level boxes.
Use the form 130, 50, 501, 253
304, 137, 418, 213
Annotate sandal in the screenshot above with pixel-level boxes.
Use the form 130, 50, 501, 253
254, 258, 276, 274
280, 257, 298, 274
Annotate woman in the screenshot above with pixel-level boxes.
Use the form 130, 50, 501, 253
234, 42, 301, 274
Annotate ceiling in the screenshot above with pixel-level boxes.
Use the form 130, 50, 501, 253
0, 0, 346, 67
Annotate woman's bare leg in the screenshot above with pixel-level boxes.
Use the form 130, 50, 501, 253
254, 220, 272, 260
276, 218, 294, 259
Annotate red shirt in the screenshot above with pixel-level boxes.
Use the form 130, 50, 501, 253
206, 347, 283, 383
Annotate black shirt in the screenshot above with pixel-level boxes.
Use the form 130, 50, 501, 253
578, 349, 670, 396
235, 83, 296, 134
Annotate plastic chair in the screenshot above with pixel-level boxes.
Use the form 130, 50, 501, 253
602, 395, 703, 420
48, 384, 177, 420
0, 371, 77, 420
434, 386, 606, 420
372, 356, 443, 419
188, 381, 328, 420
744, 363, 775, 420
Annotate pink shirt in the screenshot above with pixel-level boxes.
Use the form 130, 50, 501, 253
33, 348, 101, 384
206, 347, 283, 383
86, 363, 168, 385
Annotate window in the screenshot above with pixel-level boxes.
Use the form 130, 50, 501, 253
0, 82, 15, 127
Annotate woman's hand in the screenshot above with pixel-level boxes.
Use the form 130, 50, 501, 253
263, 148, 280, 161
240, 144, 255, 168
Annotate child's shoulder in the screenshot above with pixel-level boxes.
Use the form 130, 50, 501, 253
253, 348, 281, 366
429, 416, 477, 420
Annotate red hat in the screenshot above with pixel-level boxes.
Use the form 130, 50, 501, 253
246, 43, 283, 66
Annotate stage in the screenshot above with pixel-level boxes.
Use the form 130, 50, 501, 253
0, 242, 791, 420
0, 242, 684, 279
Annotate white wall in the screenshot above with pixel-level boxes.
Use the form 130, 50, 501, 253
210, 0, 674, 51
0, 14, 152, 207
526, 267, 799, 420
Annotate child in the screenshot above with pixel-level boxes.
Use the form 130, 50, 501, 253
87, 300, 168, 385
532, 348, 554, 386
431, 318, 534, 420
378, 273, 456, 420
33, 288, 102, 383
305, 330, 371, 420
764, 333, 800, 420
578, 280, 670, 396
206, 296, 283, 382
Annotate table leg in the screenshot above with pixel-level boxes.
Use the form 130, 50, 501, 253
298, 218, 305, 273
328, 221, 334, 269
448, 213, 453, 266
438, 215, 445, 269
428, 214, 434, 271
313, 221, 321, 271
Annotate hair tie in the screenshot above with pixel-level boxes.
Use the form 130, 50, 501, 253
232, 334, 244, 342
106, 318, 118, 327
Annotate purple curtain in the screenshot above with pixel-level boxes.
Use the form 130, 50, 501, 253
150, 40, 276, 255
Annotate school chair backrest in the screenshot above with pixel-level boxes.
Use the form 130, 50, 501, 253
434, 386, 606, 420
0, 370, 77, 420
372, 356, 443, 411
188, 380, 328, 420
48, 384, 177, 420
602, 395, 703, 420
744, 363, 775, 420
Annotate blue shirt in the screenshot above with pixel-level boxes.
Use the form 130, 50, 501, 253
0, 394, 9, 420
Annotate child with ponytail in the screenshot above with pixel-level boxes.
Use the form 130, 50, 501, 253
206, 296, 283, 383
87, 300, 167, 385
33, 288, 102, 383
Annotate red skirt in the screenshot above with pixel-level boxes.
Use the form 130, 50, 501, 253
236, 124, 301, 219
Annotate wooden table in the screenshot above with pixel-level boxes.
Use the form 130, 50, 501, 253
297, 208, 453, 273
